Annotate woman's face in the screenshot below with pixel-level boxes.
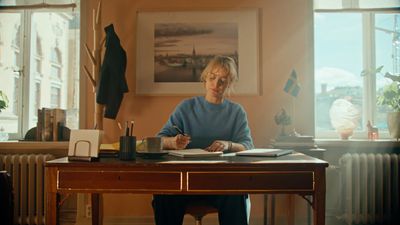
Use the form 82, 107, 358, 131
204, 66, 230, 101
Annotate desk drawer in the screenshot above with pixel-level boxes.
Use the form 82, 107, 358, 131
58, 171, 182, 191
187, 171, 313, 192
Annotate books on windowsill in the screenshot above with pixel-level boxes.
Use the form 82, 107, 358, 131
36, 108, 67, 141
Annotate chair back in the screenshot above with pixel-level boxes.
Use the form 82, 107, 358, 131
0, 171, 14, 225
185, 201, 218, 225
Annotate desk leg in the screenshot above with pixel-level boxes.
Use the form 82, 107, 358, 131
287, 195, 295, 225
313, 168, 326, 225
265, 194, 275, 225
45, 167, 59, 225
91, 193, 103, 225
263, 195, 268, 225
46, 192, 59, 225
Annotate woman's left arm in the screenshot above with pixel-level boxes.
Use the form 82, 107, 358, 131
231, 106, 254, 151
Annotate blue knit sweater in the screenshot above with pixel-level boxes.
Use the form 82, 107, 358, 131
158, 96, 254, 150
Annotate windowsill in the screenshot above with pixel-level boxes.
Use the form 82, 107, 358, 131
0, 141, 69, 157
0, 140, 68, 148
315, 138, 400, 150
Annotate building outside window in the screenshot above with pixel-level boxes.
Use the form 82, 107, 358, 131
50, 46, 62, 79
34, 34, 43, 75
50, 86, 61, 108
314, 1, 399, 139
32, 80, 42, 121
0, 23, 3, 66
0, 2, 80, 139
12, 77, 19, 115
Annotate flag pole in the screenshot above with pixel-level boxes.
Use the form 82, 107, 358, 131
283, 69, 300, 135
292, 96, 295, 134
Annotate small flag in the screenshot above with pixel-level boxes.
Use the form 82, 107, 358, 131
283, 70, 300, 97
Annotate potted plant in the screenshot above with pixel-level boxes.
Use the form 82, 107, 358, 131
0, 90, 9, 112
274, 108, 291, 137
377, 72, 400, 140
0, 90, 9, 141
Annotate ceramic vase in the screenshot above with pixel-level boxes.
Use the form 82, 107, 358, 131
387, 112, 400, 141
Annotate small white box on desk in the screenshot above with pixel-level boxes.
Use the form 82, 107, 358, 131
68, 129, 102, 161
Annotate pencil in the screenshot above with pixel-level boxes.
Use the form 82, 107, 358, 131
117, 122, 122, 130
172, 125, 186, 136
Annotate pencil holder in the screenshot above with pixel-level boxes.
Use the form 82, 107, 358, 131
119, 136, 136, 161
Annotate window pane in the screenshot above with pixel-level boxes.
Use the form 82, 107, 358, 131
375, 14, 400, 130
50, 86, 61, 108
0, 8, 79, 139
314, 13, 363, 136
28, 12, 80, 131
0, 13, 22, 134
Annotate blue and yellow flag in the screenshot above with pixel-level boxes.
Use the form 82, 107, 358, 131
283, 70, 300, 97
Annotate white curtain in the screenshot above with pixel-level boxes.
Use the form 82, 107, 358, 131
314, 0, 400, 10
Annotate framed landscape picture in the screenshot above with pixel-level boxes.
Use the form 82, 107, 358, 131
136, 9, 260, 95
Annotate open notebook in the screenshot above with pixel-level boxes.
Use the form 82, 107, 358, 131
236, 149, 293, 157
168, 149, 223, 158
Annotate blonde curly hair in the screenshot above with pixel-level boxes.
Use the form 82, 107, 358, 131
200, 55, 238, 96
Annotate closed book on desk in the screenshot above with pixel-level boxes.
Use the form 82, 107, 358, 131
236, 149, 293, 157
168, 149, 223, 158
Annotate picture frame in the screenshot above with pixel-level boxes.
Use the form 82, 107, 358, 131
136, 9, 260, 95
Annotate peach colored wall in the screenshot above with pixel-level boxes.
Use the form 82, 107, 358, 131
81, 0, 314, 220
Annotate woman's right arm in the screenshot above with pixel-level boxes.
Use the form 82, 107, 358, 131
158, 100, 191, 150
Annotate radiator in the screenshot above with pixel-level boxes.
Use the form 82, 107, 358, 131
0, 154, 55, 225
339, 153, 399, 225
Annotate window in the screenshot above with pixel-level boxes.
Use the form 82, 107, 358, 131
0, 3, 80, 139
314, 12, 400, 139
51, 65, 62, 79
50, 86, 61, 108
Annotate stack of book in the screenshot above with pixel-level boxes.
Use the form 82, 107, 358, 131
271, 135, 316, 149
36, 108, 67, 141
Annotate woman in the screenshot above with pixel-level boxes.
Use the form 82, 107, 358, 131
153, 55, 254, 225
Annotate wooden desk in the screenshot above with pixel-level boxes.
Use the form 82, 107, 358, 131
45, 152, 328, 225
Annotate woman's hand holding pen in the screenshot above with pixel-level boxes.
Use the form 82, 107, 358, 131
162, 134, 191, 150
174, 134, 191, 149
163, 124, 190, 149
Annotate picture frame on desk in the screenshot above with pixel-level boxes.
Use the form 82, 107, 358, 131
136, 9, 260, 95
67, 130, 102, 161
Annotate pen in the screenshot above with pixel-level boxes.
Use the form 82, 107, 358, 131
172, 125, 186, 136
130, 120, 134, 136
125, 121, 129, 136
